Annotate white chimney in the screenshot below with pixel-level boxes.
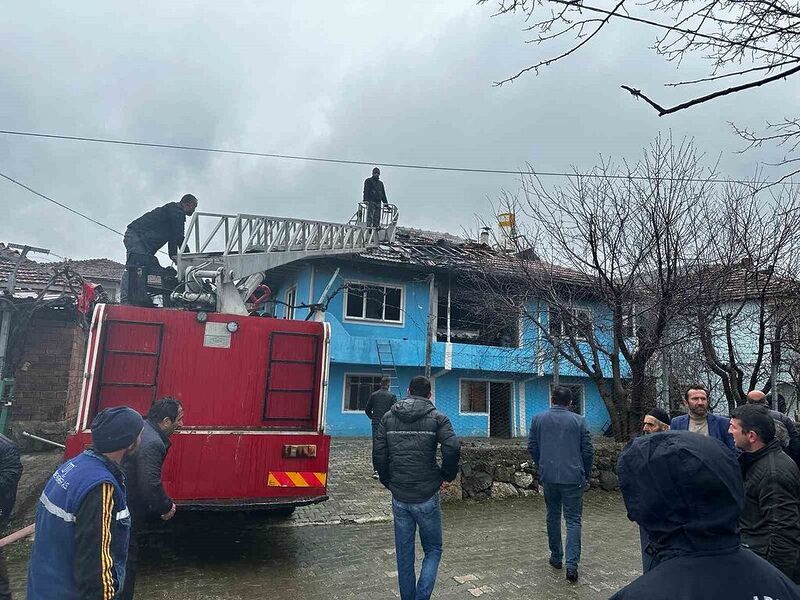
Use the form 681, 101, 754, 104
479, 227, 491, 245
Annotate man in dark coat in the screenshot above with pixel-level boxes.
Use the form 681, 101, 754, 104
747, 389, 800, 469
638, 407, 670, 574
373, 376, 460, 600
121, 194, 198, 305
611, 430, 800, 600
730, 403, 800, 583
527, 385, 594, 583
669, 384, 735, 451
362, 168, 387, 228
0, 435, 21, 599
365, 376, 397, 479
120, 398, 184, 600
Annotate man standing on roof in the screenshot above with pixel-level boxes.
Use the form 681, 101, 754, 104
363, 168, 387, 228
120, 194, 198, 305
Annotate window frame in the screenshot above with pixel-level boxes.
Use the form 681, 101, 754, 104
549, 306, 594, 341
458, 378, 490, 415
342, 372, 384, 413
549, 382, 585, 416
285, 286, 297, 320
343, 279, 405, 326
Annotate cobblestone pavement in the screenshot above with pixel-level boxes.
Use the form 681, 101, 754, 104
7, 439, 642, 598
292, 437, 393, 525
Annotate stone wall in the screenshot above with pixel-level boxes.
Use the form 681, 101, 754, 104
441, 437, 624, 502
9, 308, 87, 449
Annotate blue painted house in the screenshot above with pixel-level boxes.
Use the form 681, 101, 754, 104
264, 228, 615, 437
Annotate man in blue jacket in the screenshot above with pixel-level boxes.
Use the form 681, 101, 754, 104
27, 407, 144, 600
528, 385, 594, 583
612, 431, 800, 600
669, 384, 735, 451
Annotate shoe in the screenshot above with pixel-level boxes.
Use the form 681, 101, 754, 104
549, 557, 562, 570
566, 568, 578, 583
372, 471, 380, 479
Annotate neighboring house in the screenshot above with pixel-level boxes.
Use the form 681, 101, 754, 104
265, 228, 616, 437
0, 244, 125, 442
659, 261, 800, 417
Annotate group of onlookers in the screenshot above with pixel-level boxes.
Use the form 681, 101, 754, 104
22, 398, 182, 599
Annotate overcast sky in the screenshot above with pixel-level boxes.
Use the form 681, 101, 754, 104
1, 1, 798, 264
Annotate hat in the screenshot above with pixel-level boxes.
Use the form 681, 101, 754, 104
91, 407, 144, 453
645, 407, 670, 426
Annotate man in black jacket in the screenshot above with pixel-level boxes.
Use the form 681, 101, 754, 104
730, 403, 800, 583
121, 194, 198, 305
0, 435, 21, 599
362, 168, 387, 228
365, 376, 396, 479
612, 431, 800, 600
747, 389, 800, 469
120, 397, 184, 600
373, 376, 460, 600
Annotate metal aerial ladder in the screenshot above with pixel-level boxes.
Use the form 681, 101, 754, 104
174, 204, 399, 315
375, 341, 400, 395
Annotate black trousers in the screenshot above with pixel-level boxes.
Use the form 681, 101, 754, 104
366, 202, 381, 228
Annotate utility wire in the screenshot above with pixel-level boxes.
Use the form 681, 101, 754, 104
0, 128, 796, 186
0, 170, 124, 237
0, 169, 167, 257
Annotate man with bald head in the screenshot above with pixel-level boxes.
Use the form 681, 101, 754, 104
747, 389, 800, 468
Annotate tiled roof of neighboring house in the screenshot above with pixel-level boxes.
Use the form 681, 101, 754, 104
353, 227, 591, 286
693, 262, 800, 303
67, 258, 125, 282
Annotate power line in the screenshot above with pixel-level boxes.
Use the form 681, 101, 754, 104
0, 170, 124, 237
0, 128, 795, 186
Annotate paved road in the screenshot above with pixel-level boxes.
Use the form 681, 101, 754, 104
7, 439, 642, 598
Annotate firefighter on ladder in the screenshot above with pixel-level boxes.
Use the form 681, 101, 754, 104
120, 194, 198, 306
363, 168, 388, 228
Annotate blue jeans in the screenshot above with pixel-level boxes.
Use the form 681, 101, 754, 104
392, 494, 443, 600
542, 482, 584, 570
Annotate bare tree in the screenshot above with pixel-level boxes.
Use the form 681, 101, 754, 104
469, 135, 716, 440
479, 0, 800, 174
681, 184, 800, 412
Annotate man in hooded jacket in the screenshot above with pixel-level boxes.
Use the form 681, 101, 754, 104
611, 431, 800, 600
373, 375, 460, 600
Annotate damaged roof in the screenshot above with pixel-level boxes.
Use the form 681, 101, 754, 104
0, 243, 55, 293
351, 227, 591, 285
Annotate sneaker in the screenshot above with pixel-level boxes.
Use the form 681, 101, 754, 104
566, 568, 578, 583
372, 471, 380, 479
549, 557, 562, 570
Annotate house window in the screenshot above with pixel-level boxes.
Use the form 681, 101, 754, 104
345, 282, 403, 323
550, 383, 585, 415
460, 380, 489, 413
343, 374, 383, 412
549, 307, 593, 341
285, 286, 297, 320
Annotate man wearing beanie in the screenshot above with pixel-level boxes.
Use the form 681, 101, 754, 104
27, 406, 144, 600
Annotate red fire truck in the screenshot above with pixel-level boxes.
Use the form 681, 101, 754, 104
64, 209, 398, 512
64, 302, 331, 512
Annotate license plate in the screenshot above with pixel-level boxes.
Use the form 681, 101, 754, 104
283, 444, 317, 458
